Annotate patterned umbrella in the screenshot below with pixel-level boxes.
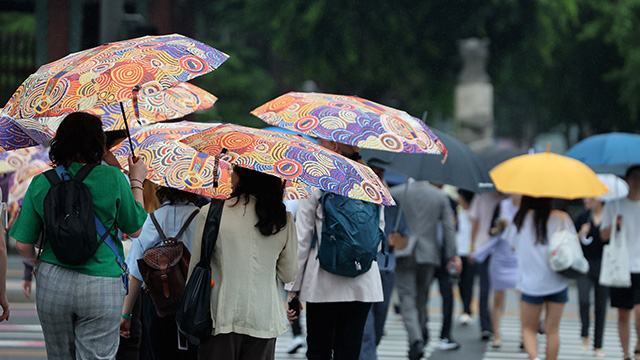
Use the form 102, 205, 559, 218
251, 92, 447, 156
110, 122, 311, 200
0, 146, 51, 228
180, 123, 395, 205
0, 82, 217, 152
0, 114, 51, 152
5, 34, 228, 120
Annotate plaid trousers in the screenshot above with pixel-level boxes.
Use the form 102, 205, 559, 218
35, 261, 125, 359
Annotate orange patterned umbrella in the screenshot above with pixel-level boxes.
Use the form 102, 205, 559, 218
180, 123, 395, 205
5, 34, 228, 120
252, 92, 447, 156
0, 82, 217, 152
111, 122, 310, 200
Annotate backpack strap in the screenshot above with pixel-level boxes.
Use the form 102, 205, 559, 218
73, 163, 98, 182
149, 213, 168, 243
197, 200, 225, 268
54, 165, 129, 294
149, 209, 200, 245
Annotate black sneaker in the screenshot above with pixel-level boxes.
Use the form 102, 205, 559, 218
481, 330, 493, 341
409, 340, 425, 360
437, 338, 461, 351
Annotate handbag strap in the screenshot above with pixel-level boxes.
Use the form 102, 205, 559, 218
610, 215, 626, 248
149, 209, 200, 244
196, 199, 225, 268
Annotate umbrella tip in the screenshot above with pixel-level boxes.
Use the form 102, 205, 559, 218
546, 142, 551, 153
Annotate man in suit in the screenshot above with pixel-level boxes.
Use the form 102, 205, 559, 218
391, 181, 461, 360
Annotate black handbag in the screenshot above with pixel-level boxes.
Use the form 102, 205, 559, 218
175, 199, 225, 345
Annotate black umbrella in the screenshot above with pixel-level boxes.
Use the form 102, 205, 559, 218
361, 129, 495, 193
478, 147, 527, 171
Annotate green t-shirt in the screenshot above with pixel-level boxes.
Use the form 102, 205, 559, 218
10, 162, 148, 277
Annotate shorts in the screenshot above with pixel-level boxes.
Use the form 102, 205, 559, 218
521, 288, 568, 305
610, 273, 640, 309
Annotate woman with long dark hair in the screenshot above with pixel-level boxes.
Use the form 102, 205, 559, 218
190, 166, 298, 360
11, 112, 148, 359
504, 196, 576, 360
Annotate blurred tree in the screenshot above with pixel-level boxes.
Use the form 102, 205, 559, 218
189, 0, 638, 140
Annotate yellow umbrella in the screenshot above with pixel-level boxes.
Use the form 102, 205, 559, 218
489, 145, 609, 200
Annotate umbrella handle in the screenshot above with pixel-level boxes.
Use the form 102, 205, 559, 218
119, 101, 137, 160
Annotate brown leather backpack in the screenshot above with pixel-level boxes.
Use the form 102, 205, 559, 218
137, 209, 199, 317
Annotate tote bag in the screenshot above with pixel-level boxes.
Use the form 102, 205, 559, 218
599, 217, 631, 288
547, 214, 589, 279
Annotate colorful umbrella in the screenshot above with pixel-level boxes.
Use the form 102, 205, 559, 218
0, 82, 217, 152
5, 34, 228, 120
110, 122, 311, 201
180, 123, 395, 205
0, 114, 51, 152
1, 146, 51, 228
489, 146, 609, 200
251, 92, 446, 156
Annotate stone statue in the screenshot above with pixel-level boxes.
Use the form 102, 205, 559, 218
455, 37, 494, 153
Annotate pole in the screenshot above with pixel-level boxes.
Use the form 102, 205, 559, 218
119, 101, 136, 158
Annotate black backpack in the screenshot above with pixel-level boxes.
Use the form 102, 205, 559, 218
43, 164, 114, 265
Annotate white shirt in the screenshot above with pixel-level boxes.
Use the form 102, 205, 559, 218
126, 202, 200, 283
289, 190, 384, 303
456, 208, 472, 256
504, 210, 572, 296
602, 197, 640, 273
469, 193, 503, 249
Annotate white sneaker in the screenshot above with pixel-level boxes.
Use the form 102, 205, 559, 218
437, 338, 460, 351
459, 313, 471, 325
287, 336, 305, 354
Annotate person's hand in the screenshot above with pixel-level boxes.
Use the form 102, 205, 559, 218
286, 291, 302, 323
22, 280, 31, 299
388, 233, 409, 250
449, 256, 463, 274
119, 317, 131, 338
0, 295, 10, 322
579, 223, 591, 238
127, 154, 147, 184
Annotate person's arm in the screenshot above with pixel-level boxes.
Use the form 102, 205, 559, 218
119, 276, 142, 338
0, 230, 9, 322
276, 213, 299, 284
127, 155, 146, 238
284, 190, 321, 293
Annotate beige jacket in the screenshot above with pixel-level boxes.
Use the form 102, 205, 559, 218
188, 198, 299, 339
288, 190, 383, 303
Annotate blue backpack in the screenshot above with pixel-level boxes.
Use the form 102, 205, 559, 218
313, 192, 386, 278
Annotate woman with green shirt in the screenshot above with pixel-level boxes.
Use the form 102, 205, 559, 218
10, 112, 148, 359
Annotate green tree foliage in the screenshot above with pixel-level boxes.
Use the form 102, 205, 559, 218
192, 0, 639, 139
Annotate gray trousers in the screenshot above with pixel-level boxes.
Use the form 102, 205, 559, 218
36, 261, 125, 360
395, 256, 437, 345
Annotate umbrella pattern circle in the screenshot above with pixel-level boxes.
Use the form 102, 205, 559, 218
252, 92, 446, 155
110, 122, 311, 200
180, 124, 395, 205
5, 34, 229, 119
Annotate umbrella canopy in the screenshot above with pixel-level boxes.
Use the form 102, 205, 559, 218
489, 148, 609, 200
596, 174, 628, 201
0, 114, 51, 152
565, 132, 640, 176
0, 145, 49, 173
3, 146, 51, 228
251, 92, 446, 156
5, 34, 228, 120
361, 129, 494, 193
180, 123, 395, 205
0, 82, 217, 152
478, 147, 527, 171
110, 122, 310, 201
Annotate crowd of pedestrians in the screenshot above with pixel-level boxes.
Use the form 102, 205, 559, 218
0, 111, 639, 360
